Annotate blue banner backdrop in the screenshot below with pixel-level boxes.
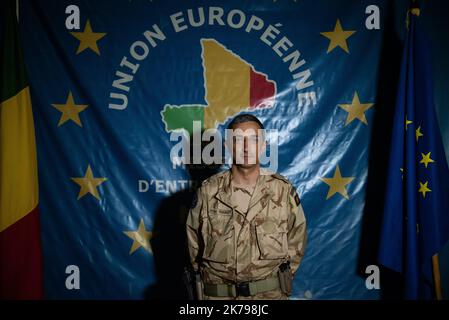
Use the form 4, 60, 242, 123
17, 0, 440, 299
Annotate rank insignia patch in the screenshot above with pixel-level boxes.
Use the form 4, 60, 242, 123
290, 187, 300, 206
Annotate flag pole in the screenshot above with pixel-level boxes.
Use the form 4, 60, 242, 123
432, 254, 443, 300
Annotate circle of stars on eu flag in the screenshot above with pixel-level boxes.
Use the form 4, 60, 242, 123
402, 115, 435, 198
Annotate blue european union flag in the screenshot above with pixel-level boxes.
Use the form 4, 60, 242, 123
378, 8, 449, 299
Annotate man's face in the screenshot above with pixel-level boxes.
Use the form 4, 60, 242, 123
228, 121, 266, 169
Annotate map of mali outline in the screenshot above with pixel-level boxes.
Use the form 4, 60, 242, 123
161, 39, 277, 135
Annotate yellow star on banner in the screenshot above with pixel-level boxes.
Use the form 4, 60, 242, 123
123, 219, 153, 254
338, 92, 374, 125
320, 165, 355, 200
51, 91, 88, 127
418, 181, 431, 198
400, 167, 404, 180
70, 20, 106, 55
71, 165, 107, 200
320, 19, 356, 54
415, 126, 423, 142
420, 152, 435, 168
405, 115, 413, 130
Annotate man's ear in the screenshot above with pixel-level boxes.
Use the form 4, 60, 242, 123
224, 128, 233, 152
224, 137, 232, 152
258, 139, 267, 155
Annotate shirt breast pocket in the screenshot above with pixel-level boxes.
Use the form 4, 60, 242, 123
203, 209, 234, 263
255, 220, 288, 260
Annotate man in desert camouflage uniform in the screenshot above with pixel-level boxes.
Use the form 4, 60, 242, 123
186, 114, 307, 300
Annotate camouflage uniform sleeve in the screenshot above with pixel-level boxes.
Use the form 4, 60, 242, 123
287, 185, 307, 274
186, 186, 205, 272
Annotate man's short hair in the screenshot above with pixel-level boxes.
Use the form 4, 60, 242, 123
227, 113, 265, 130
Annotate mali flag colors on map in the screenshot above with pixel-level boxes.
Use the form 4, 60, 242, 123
161, 39, 276, 133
